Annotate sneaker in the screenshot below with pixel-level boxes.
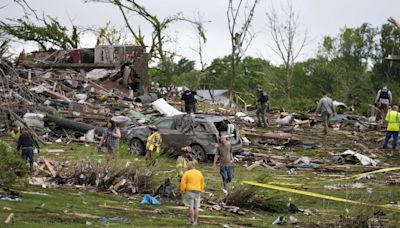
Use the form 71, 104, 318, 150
192, 222, 198, 226
222, 188, 228, 195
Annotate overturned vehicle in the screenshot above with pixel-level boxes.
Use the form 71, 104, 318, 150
126, 114, 242, 162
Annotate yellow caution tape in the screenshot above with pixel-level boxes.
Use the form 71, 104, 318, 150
344, 167, 400, 180
267, 167, 400, 187
243, 181, 400, 212
266, 181, 303, 187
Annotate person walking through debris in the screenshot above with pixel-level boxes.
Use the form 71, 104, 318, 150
375, 85, 392, 122
181, 87, 197, 114
180, 161, 204, 226
99, 120, 121, 160
315, 92, 336, 136
17, 127, 39, 173
213, 135, 234, 195
256, 84, 268, 128
382, 106, 400, 153
146, 125, 162, 166
176, 146, 197, 182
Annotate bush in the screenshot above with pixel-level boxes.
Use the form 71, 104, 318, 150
0, 140, 28, 188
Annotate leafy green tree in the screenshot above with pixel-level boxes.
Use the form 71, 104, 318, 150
0, 16, 79, 50
373, 23, 400, 83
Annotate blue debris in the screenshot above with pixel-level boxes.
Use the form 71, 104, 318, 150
97, 217, 130, 223
140, 194, 161, 205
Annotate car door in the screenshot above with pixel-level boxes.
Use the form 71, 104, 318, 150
157, 117, 190, 149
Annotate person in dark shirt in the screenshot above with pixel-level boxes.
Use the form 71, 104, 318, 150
17, 128, 39, 172
181, 88, 197, 114
256, 84, 269, 128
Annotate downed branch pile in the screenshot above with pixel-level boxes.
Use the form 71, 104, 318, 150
30, 157, 153, 195
224, 186, 289, 213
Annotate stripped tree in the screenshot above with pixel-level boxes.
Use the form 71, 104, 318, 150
89, 0, 187, 85
266, 2, 307, 100
227, 0, 259, 103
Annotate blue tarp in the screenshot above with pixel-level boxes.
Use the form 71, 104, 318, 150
140, 194, 161, 205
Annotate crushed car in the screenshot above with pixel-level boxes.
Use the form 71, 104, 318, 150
126, 114, 242, 162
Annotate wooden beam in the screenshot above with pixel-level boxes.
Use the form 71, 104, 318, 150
20, 63, 118, 69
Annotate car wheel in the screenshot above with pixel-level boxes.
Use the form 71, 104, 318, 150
129, 138, 145, 155
190, 144, 207, 162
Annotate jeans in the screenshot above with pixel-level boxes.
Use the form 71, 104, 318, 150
383, 131, 399, 149
21, 147, 34, 170
220, 165, 233, 183
256, 103, 268, 127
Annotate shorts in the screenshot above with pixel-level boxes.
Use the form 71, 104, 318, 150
184, 191, 201, 209
220, 165, 233, 183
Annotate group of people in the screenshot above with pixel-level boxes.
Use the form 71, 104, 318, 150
13, 84, 400, 226
374, 86, 400, 152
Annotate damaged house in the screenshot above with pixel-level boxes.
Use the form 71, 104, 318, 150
19, 45, 149, 96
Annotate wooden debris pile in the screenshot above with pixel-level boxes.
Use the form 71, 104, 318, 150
30, 157, 153, 195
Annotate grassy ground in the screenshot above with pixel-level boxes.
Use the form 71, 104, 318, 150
2, 129, 400, 227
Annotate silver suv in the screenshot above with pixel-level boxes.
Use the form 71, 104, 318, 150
126, 114, 242, 162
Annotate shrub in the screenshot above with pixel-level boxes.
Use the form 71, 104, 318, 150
0, 140, 28, 188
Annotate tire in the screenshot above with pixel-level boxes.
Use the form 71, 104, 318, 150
129, 138, 145, 155
190, 144, 207, 162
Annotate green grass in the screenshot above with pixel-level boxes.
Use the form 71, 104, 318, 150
2, 134, 400, 227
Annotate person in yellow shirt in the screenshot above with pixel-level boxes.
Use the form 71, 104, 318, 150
382, 106, 400, 152
180, 162, 204, 226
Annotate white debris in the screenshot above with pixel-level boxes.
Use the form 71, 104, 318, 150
235, 112, 247, 118
277, 115, 294, 126
75, 94, 88, 101
294, 157, 311, 164
243, 116, 255, 123
342, 149, 378, 166
242, 137, 251, 146
151, 98, 183, 116
86, 69, 118, 80
333, 100, 348, 109
30, 85, 47, 94
85, 129, 95, 142
23, 113, 45, 128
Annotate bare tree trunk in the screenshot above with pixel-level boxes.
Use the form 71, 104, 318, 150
266, 2, 307, 101
226, 0, 259, 105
